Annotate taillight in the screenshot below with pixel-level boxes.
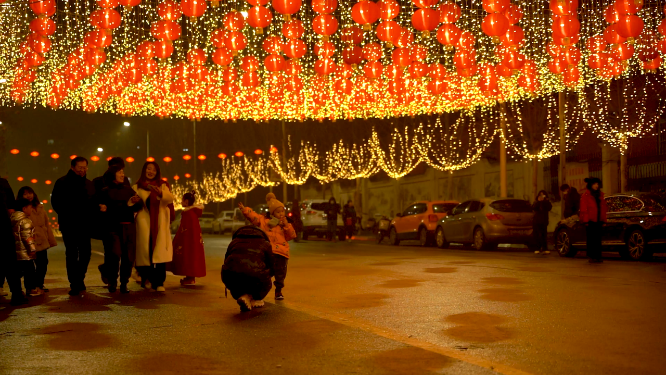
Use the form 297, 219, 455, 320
485, 213, 504, 221
428, 214, 439, 222
306, 210, 316, 215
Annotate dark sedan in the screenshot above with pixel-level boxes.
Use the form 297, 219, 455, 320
554, 193, 666, 260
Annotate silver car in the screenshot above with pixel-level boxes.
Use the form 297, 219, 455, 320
435, 198, 534, 250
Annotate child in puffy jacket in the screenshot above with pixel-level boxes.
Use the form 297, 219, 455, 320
239, 193, 296, 301
8, 198, 38, 305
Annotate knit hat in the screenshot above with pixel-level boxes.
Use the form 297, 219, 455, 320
266, 192, 284, 216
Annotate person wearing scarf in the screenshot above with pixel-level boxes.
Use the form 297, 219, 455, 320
579, 177, 608, 264
130, 162, 174, 292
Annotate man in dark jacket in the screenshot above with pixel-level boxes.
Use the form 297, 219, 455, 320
221, 226, 274, 312
326, 197, 340, 242
51, 157, 96, 296
560, 184, 581, 220
532, 190, 553, 255
92, 157, 129, 285
0, 177, 16, 297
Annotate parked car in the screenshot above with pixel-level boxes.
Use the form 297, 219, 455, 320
199, 212, 216, 233
213, 208, 246, 234
554, 193, 666, 261
435, 198, 534, 250
300, 199, 345, 241
388, 201, 459, 246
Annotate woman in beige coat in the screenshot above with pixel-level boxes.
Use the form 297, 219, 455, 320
130, 162, 174, 292
17, 187, 57, 293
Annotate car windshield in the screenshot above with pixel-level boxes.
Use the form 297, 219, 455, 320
640, 194, 666, 212
490, 200, 532, 213
433, 203, 458, 213
225, 212, 233, 218
311, 202, 328, 211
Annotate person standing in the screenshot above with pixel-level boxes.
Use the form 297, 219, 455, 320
97, 165, 143, 293
559, 184, 581, 221
290, 200, 303, 242
239, 193, 296, 301
580, 177, 608, 263
93, 157, 130, 286
16, 187, 57, 293
532, 190, 552, 255
9, 198, 39, 305
51, 157, 95, 296
171, 191, 206, 286
131, 162, 174, 292
342, 200, 357, 243
326, 197, 340, 242
0, 177, 15, 298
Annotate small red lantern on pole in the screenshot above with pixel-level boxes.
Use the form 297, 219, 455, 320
197, 154, 206, 160
10, 149, 19, 155
30, 151, 40, 157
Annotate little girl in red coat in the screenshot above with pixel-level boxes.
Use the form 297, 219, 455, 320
171, 191, 206, 285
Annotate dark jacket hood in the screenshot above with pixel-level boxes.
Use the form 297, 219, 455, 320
232, 225, 270, 241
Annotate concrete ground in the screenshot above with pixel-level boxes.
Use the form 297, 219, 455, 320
1, 235, 665, 375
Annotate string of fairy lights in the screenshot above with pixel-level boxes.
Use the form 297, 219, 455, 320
1, 0, 666, 121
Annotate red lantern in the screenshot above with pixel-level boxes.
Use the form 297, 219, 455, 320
502, 4, 523, 24
482, 13, 509, 37
282, 19, 305, 39
154, 40, 174, 58
263, 36, 284, 54
362, 43, 383, 61
549, 0, 578, 16
10, 149, 19, 155
586, 36, 606, 54
241, 71, 260, 87
615, 0, 643, 15
284, 39, 307, 59
616, 15, 643, 39
225, 31, 247, 51
427, 79, 447, 95
500, 25, 524, 47
437, 23, 462, 45
376, 21, 400, 43
392, 48, 411, 67
548, 56, 566, 74
315, 41, 336, 57
163, 156, 172, 163
453, 49, 476, 68
393, 27, 414, 48
642, 56, 662, 71
313, 0, 338, 13
96, 0, 119, 8
17, 177, 24, 182
151, 20, 182, 41
341, 26, 364, 44
265, 54, 285, 71
181, 0, 207, 18
183, 155, 192, 161
120, 0, 141, 6
30, 151, 39, 157
563, 66, 580, 86
31, 179, 38, 184
157, 0, 182, 20
187, 49, 207, 65
611, 42, 634, 61
212, 48, 233, 66
352, 1, 380, 27
240, 56, 259, 71
222, 67, 238, 81
587, 53, 608, 70
334, 79, 353, 95
97, 9, 122, 30
412, 9, 439, 33
313, 14, 338, 36
184, 173, 192, 178
552, 15, 580, 38
197, 154, 206, 160
224, 11, 245, 31
314, 58, 336, 75
29, 0, 56, 16
438, 2, 461, 23
29, 33, 52, 54
91, 156, 100, 162
409, 44, 428, 61
285, 59, 302, 75
30, 18, 56, 36
87, 30, 113, 48
379, 0, 400, 20
86, 48, 106, 66
137, 41, 155, 58
563, 47, 581, 66
604, 4, 620, 24
408, 61, 428, 78
502, 49, 525, 70
217, 153, 227, 159
247, 6, 273, 30
482, 0, 509, 14
234, 151, 244, 157
603, 24, 627, 45
70, 155, 77, 160
273, 0, 302, 15
363, 61, 383, 78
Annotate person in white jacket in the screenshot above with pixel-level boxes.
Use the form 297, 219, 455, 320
130, 162, 174, 292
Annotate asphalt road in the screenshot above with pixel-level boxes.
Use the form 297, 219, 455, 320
1, 235, 665, 375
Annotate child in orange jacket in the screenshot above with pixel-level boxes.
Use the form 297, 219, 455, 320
239, 193, 296, 300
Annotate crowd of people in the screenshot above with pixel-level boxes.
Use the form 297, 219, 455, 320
532, 177, 607, 263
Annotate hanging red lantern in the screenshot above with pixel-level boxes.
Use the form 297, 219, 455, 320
482, 13, 509, 37
17, 177, 24, 181
29, 33, 52, 54
315, 41, 336, 57
314, 58, 336, 75
604, 4, 621, 24
549, 0, 578, 16
412, 9, 439, 34
224, 11, 245, 31
31, 179, 38, 184
552, 15, 580, 38
241, 56, 259, 71
341, 26, 364, 44
603, 24, 627, 45
352, 1, 381, 28
197, 154, 206, 160
247, 6, 273, 31
548, 56, 566, 74
282, 19, 305, 39
187, 49, 207, 65
502, 4, 523, 24
225, 31, 247, 51
30, 18, 56, 36
151, 20, 182, 41
97, 9, 122, 30
438, 2, 461, 23
500, 25, 524, 47
615, 0, 643, 15
611, 42, 634, 61
313, 14, 338, 36
137, 41, 155, 58
184, 173, 192, 178
265, 54, 285, 71
29, 0, 56, 16
212, 48, 233, 66
642, 56, 662, 71
285, 59, 302, 75
334, 79, 353, 95
587, 52, 608, 70
482, 0, 509, 14
157, 0, 182, 20
273, 0, 302, 15
409, 44, 428, 61
392, 48, 411, 67
91, 156, 100, 162
234, 151, 244, 157
363, 61, 383, 78
496, 64, 512, 77
313, 0, 338, 13
119, 0, 141, 7
96, 0, 120, 8
428, 63, 447, 79
586, 36, 606, 54
362, 43, 383, 61
163, 156, 172, 163
10, 149, 20, 155
181, 0, 207, 18
263, 36, 284, 54
284, 39, 307, 59
616, 15, 644, 39
217, 153, 226, 159
563, 66, 580, 86
427, 79, 447, 95
241, 71, 260, 87
408, 61, 428, 78
221, 67, 238, 81
379, 0, 400, 20
453, 49, 476, 68
30, 151, 39, 157
393, 27, 414, 48
502, 49, 525, 70
154, 40, 174, 58
86, 48, 106, 66
563, 46, 581, 66
436, 23, 462, 45
183, 155, 192, 161
376, 21, 400, 43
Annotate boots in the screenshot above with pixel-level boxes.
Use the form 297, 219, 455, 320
275, 288, 284, 301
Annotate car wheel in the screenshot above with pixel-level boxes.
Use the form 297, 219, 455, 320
419, 227, 430, 247
389, 227, 400, 246
436, 227, 449, 249
473, 227, 490, 251
555, 229, 578, 257
624, 229, 652, 261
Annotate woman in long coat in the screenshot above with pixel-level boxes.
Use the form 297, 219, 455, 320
131, 162, 174, 292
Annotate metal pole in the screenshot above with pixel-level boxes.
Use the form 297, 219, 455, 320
499, 103, 507, 198
193, 120, 197, 180
559, 91, 566, 191
281, 120, 288, 204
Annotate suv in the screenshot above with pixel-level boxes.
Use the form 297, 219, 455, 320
300, 199, 345, 241
435, 198, 534, 250
199, 212, 216, 233
213, 208, 246, 234
388, 201, 459, 246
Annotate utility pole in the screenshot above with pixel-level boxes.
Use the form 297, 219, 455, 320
499, 102, 507, 198
281, 120, 288, 204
